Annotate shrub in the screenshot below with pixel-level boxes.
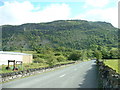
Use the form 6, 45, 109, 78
33, 54, 39, 59
54, 52, 61, 56
46, 55, 57, 66
68, 52, 81, 60
33, 58, 45, 63
56, 56, 66, 62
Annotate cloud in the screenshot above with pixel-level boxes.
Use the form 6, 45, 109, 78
32, 4, 71, 22
83, 0, 109, 8
73, 7, 118, 27
76, 0, 118, 27
0, 0, 118, 28
0, 1, 71, 25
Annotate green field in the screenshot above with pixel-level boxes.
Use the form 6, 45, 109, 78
104, 59, 120, 73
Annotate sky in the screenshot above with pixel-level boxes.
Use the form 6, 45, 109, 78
0, 0, 118, 27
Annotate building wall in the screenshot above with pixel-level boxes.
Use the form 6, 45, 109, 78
22, 55, 33, 63
0, 54, 33, 65
0, 54, 22, 65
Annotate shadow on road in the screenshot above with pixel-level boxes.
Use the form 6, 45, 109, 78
78, 63, 98, 88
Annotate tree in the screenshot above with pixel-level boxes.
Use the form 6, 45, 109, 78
68, 51, 81, 61
46, 55, 57, 66
101, 47, 110, 59
80, 50, 88, 61
94, 50, 102, 60
86, 49, 94, 59
110, 49, 119, 59
33, 58, 45, 63
56, 56, 66, 62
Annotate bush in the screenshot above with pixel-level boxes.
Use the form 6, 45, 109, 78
68, 52, 81, 60
54, 52, 61, 56
33, 58, 45, 63
33, 54, 39, 59
56, 56, 66, 62
46, 55, 57, 66
94, 50, 102, 60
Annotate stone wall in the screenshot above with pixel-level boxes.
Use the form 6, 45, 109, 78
97, 61, 120, 88
0, 62, 75, 83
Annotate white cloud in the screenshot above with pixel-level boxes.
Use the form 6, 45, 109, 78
79, 0, 118, 27
0, 0, 118, 28
83, 0, 109, 8
0, 1, 71, 25
74, 7, 118, 27
31, 4, 71, 22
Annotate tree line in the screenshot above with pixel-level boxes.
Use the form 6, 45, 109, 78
32, 45, 119, 66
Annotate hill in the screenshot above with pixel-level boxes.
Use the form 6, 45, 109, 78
2, 20, 118, 51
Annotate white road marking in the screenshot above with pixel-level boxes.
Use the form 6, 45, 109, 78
59, 74, 66, 77
74, 69, 77, 71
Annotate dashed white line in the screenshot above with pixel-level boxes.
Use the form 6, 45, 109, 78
59, 74, 66, 77
74, 69, 77, 71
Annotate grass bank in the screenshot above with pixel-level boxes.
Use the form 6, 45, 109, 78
0, 61, 76, 74
103, 59, 120, 73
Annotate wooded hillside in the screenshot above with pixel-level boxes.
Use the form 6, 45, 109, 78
2, 20, 118, 51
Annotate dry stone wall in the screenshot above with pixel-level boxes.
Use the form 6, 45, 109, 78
97, 61, 120, 88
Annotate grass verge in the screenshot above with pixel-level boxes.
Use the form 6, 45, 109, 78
103, 59, 120, 74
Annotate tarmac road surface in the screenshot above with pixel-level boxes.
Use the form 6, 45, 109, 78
1, 60, 98, 88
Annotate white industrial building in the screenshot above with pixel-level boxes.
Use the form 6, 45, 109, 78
0, 51, 33, 65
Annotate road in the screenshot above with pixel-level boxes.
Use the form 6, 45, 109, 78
1, 60, 98, 88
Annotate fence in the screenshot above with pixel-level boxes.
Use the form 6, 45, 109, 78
97, 61, 120, 88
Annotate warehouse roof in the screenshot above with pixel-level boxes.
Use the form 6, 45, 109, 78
0, 51, 32, 55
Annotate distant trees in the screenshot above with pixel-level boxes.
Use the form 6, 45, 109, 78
46, 55, 57, 66
81, 50, 89, 60
56, 56, 66, 62
110, 49, 119, 59
2, 20, 119, 66
68, 51, 81, 61
94, 50, 103, 60
33, 58, 45, 63
86, 49, 94, 59
33, 44, 119, 64
30, 44, 120, 68
100, 47, 110, 59
2, 20, 118, 51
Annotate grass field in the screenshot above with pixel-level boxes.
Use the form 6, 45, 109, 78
104, 59, 120, 73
